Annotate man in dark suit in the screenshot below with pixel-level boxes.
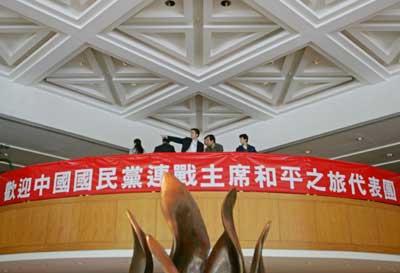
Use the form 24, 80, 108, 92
204, 134, 224, 152
165, 128, 204, 152
236, 134, 257, 152
154, 137, 175, 153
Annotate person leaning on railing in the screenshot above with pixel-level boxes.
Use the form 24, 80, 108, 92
163, 128, 204, 152
204, 134, 223, 152
129, 138, 144, 154
154, 137, 175, 153
235, 134, 256, 152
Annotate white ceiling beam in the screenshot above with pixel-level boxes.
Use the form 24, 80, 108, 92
250, 0, 390, 84
0, 77, 166, 150
250, 0, 315, 33
90, 34, 199, 87
6, 0, 161, 85
199, 34, 308, 86
203, 85, 276, 119
122, 85, 196, 120
217, 72, 400, 152
312, 34, 388, 83
317, 0, 400, 32
12, 35, 84, 84
2, 0, 79, 34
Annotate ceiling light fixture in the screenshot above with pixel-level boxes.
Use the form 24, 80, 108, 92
305, 150, 312, 154
312, 59, 320, 65
165, 0, 176, 7
221, 0, 232, 7
0, 144, 10, 157
131, 83, 137, 87
356, 136, 364, 142
263, 82, 269, 86
386, 153, 393, 157
122, 62, 127, 66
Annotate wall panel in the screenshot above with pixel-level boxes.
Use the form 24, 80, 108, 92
0, 192, 399, 255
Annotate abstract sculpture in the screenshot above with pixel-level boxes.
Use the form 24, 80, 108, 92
127, 173, 271, 273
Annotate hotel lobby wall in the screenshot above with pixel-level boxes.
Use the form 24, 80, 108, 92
0, 192, 399, 255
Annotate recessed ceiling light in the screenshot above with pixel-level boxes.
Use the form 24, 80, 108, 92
221, 0, 232, 7
312, 59, 320, 65
165, 0, 175, 7
386, 153, 393, 157
356, 136, 364, 141
305, 150, 312, 154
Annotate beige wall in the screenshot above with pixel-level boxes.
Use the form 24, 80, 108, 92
0, 192, 399, 255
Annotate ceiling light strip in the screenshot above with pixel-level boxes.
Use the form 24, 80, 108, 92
0, 143, 69, 161
330, 141, 400, 160
0, 161, 25, 168
373, 159, 400, 168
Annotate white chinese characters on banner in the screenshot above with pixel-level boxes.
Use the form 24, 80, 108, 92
368, 177, 382, 198
229, 164, 250, 187
383, 179, 397, 201
174, 164, 197, 186
53, 171, 71, 194
281, 166, 302, 189
254, 166, 277, 188
147, 164, 169, 187
34, 174, 51, 196
349, 173, 367, 196
0, 162, 398, 205
96, 168, 118, 190
4, 180, 16, 201
201, 164, 224, 188
73, 169, 93, 192
306, 168, 325, 192
122, 166, 143, 189
328, 171, 346, 193
18, 178, 32, 198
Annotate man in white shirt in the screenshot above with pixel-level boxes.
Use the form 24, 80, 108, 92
165, 128, 204, 152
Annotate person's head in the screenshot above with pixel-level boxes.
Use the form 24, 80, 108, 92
134, 138, 141, 146
190, 128, 200, 140
162, 137, 170, 144
239, 134, 248, 145
204, 134, 216, 147
133, 138, 144, 153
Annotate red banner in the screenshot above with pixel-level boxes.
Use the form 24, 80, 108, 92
0, 153, 399, 206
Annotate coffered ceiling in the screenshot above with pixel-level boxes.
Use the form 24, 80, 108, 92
0, 0, 399, 135
0, 0, 400, 165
